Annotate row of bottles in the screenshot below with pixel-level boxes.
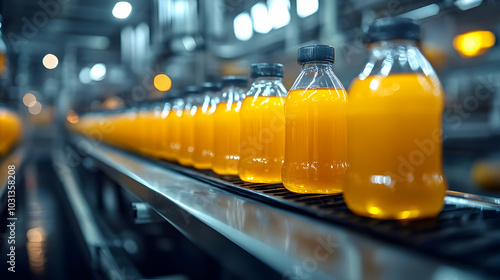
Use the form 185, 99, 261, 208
72, 18, 446, 220
0, 107, 23, 156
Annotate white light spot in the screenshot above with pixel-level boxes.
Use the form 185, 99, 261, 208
89, 63, 106, 81
268, 0, 290, 29
370, 175, 393, 186
29, 101, 42, 115
369, 79, 379, 91
234, 12, 253, 41
455, 0, 482, 10
297, 0, 318, 18
112, 1, 132, 19
79, 67, 92, 84
42, 54, 58, 69
251, 2, 272, 34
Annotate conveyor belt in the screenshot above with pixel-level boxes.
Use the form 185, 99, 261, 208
151, 158, 500, 276
70, 135, 500, 278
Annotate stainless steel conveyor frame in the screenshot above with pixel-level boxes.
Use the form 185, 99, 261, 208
55, 136, 498, 280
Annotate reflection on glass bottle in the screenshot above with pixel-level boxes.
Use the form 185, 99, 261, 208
283, 45, 348, 194
239, 63, 287, 183
344, 17, 446, 220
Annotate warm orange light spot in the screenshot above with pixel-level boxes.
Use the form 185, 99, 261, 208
154, 74, 172, 91
453, 30, 496, 57
66, 110, 79, 124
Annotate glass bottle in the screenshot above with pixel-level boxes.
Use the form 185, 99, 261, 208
193, 82, 220, 169
344, 17, 446, 220
178, 86, 201, 166
164, 95, 185, 161
212, 76, 248, 175
282, 45, 348, 194
239, 63, 287, 183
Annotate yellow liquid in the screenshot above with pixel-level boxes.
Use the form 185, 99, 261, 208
117, 113, 136, 151
155, 108, 171, 160
239, 96, 285, 183
165, 108, 183, 161
344, 73, 446, 220
282, 88, 348, 194
178, 108, 195, 166
145, 110, 162, 158
136, 111, 153, 156
213, 102, 241, 175
193, 106, 215, 169
0, 110, 22, 155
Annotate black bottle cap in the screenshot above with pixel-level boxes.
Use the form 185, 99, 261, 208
201, 82, 220, 92
363, 17, 421, 44
251, 63, 283, 79
297, 45, 335, 64
221, 75, 248, 88
185, 85, 201, 95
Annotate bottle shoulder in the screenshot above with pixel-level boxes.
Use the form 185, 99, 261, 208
348, 73, 445, 104
290, 64, 346, 92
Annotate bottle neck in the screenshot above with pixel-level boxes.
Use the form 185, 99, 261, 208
367, 39, 419, 51
299, 61, 334, 71
359, 38, 435, 78
220, 86, 245, 103
248, 76, 287, 98
253, 76, 283, 84
291, 61, 344, 91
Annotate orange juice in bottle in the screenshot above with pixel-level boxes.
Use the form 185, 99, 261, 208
344, 17, 446, 220
165, 97, 185, 161
121, 109, 138, 151
239, 63, 287, 183
193, 82, 220, 169
282, 45, 348, 194
136, 105, 152, 156
0, 108, 22, 155
147, 103, 165, 158
155, 101, 172, 159
212, 76, 248, 175
178, 86, 201, 166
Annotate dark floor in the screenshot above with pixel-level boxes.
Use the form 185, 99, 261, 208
0, 141, 94, 280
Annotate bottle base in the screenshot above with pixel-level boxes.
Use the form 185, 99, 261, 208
178, 157, 193, 166
347, 206, 442, 220
193, 162, 212, 169
283, 182, 343, 194
212, 167, 238, 176
238, 175, 282, 184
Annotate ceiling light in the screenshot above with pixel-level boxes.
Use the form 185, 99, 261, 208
234, 12, 253, 41
455, 0, 482, 10
23, 93, 37, 107
268, 0, 290, 29
251, 2, 272, 34
297, 0, 318, 18
42, 54, 58, 69
112, 1, 132, 19
89, 63, 106, 81
29, 102, 42, 115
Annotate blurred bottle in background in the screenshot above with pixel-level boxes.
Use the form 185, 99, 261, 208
212, 76, 248, 175
193, 82, 220, 170
178, 86, 201, 166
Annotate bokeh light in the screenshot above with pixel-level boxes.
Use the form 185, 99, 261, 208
154, 74, 172, 91
42, 54, 58, 69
